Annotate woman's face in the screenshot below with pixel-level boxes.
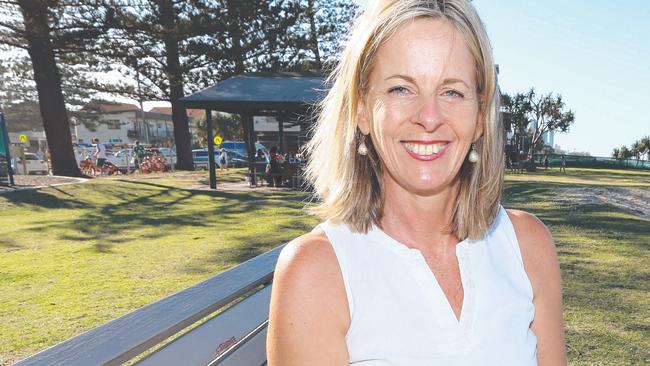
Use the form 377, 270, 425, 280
359, 18, 482, 196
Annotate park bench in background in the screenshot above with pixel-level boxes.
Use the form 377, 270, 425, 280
16, 245, 284, 366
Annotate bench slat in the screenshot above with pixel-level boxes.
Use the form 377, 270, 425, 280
136, 285, 272, 366
15, 245, 284, 366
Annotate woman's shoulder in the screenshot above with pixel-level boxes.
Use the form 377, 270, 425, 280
504, 208, 559, 291
268, 228, 350, 363
276, 227, 335, 273
273, 227, 350, 323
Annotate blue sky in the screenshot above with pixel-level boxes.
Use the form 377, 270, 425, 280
355, 0, 649, 156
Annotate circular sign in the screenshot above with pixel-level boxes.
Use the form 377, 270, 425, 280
19, 134, 28, 143
213, 135, 223, 145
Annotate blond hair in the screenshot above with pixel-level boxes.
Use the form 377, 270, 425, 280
304, 0, 503, 240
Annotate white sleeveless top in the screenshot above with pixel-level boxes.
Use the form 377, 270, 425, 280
319, 206, 537, 365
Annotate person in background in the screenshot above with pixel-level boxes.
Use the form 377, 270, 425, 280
219, 148, 229, 171
267, 146, 283, 187
517, 150, 527, 173
544, 154, 550, 170
132, 140, 145, 173
92, 138, 106, 169
255, 148, 267, 162
560, 155, 567, 173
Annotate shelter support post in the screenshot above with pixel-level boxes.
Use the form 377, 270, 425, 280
206, 109, 217, 189
278, 113, 285, 154
241, 114, 256, 186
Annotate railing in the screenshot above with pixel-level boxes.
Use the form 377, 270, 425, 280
16, 245, 284, 366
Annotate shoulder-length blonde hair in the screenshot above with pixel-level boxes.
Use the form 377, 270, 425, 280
304, 0, 503, 240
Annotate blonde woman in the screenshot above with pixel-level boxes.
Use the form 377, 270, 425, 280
267, 1, 566, 365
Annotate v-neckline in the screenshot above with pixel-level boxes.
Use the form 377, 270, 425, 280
368, 224, 471, 326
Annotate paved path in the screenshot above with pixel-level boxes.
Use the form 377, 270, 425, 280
0, 175, 88, 194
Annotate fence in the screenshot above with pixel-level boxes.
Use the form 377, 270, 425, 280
531, 153, 650, 170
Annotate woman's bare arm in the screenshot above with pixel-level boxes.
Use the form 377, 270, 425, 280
266, 229, 351, 366
508, 209, 567, 365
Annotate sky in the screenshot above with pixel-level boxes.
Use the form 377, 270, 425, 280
351, 0, 650, 156
465, 0, 649, 156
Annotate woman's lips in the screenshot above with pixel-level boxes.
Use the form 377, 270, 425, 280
401, 141, 450, 161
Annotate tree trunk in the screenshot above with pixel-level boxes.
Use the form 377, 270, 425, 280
306, 0, 321, 70
226, 0, 245, 74
159, 0, 193, 170
19, 0, 81, 177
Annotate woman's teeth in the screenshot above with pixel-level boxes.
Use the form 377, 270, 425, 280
404, 142, 447, 156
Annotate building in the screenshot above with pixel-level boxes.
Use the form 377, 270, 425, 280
72, 103, 204, 146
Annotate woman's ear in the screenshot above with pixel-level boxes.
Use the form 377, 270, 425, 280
357, 96, 371, 135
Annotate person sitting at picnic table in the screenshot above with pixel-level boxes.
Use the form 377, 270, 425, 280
267, 0, 566, 365
255, 148, 267, 162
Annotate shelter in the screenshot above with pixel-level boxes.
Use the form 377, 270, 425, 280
179, 73, 326, 189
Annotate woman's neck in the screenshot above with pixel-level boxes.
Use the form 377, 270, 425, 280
378, 177, 461, 255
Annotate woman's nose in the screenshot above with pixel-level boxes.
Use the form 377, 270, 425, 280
415, 96, 444, 132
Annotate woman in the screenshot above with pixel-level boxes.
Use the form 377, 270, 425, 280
267, 1, 565, 365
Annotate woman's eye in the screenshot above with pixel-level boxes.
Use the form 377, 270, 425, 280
443, 89, 464, 98
388, 86, 410, 96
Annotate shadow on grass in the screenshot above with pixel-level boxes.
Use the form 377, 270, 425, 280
179, 217, 316, 276
0, 236, 23, 251
23, 180, 312, 253
1, 188, 86, 210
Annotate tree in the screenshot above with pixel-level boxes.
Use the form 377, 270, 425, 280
501, 91, 532, 150
288, 0, 358, 71
0, 0, 122, 176
527, 88, 575, 157
639, 136, 650, 161
102, 0, 217, 170
612, 147, 620, 160
194, 112, 243, 147
617, 145, 632, 161
0, 0, 80, 176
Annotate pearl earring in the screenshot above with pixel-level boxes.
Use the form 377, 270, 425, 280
357, 135, 368, 156
468, 143, 479, 163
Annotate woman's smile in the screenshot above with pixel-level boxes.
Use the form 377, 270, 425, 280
401, 141, 450, 161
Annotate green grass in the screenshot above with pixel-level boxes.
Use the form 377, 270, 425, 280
0, 173, 318, 365
504, 168, 649, 364
0, 168, 648, 365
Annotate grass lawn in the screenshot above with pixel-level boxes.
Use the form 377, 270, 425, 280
1, 167, 648, 365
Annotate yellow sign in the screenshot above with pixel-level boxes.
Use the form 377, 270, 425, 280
18, 134, 28, 143
213, 135, 223, 146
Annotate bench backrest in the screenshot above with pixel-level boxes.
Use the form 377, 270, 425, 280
16, 245, 284, 366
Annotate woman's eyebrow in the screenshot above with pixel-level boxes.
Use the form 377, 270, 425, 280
442, 78, 470, 88
384, 75, 470, 89
384, 74, 417, 83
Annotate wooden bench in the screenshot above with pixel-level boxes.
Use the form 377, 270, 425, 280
16, 245, 284, 366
